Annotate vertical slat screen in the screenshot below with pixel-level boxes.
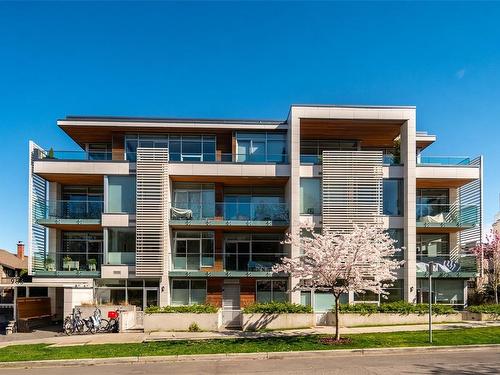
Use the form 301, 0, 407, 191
28, 141, 47, 274
322, 150, 383, 232
135, 148, 169, 276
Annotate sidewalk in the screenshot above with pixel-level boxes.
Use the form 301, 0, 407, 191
0, 320, 499, 348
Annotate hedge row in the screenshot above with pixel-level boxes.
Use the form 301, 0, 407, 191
242, 302, 312, 314
339, 301, 457, 315
145, 304, 218, 314
467, 304, 500, 314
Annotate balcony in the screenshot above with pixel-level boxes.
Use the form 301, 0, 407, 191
416, 204, 479, 229
418, 156, 474, 166
416, 254, 477, 278
35, 150, 112, 161
34, 200, 103, 228
300, 151, 399, 165
170, 202, 289, 227
33, 252, 102, 277
35, 149, 288, 164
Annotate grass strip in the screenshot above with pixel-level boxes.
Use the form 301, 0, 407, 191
1, 327, 500, 362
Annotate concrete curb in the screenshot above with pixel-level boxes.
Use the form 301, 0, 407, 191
0, 344, 499, 369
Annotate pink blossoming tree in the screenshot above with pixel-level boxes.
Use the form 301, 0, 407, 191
472, 229, 500, 304
273, 224, 403, 341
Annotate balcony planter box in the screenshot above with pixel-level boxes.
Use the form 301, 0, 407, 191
143, 310, 222, 332
325, 312, 463, 327
462, 312, 500, 321
242, 313, 315, 331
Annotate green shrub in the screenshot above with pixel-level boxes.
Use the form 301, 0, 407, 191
188, 322, 201, 332
145, 304, 218, 314
339, 302, 456, 315
243, 302, 312, 314
467, 304, 500, 314
339, 303, 379, 315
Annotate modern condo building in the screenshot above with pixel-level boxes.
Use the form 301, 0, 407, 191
28, 105, 482, 326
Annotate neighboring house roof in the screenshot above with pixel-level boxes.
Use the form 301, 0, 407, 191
0, 249, 28, 270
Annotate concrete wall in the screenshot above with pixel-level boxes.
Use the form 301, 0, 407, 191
462, 312, 500, 321
325, 312, 463, 327
63, 288, 93, 317
143, 312, 222, 332
242, 313, 315, 331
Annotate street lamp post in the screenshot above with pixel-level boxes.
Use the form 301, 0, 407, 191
428, 262, 435, 344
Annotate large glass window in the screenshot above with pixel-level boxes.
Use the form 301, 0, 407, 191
108, 228, 136, 265
87, 143, 112, 160
224, 233, 286, 272
171, 279, 207, 305
124, 135, 216, 162
383, 179, 404, 216
172, 183, 215, 220
236, 132, 286, 163
416, 189, 449, 218
172, 231, 214, 270
299, 290, 348, 311
107, 176, 136, 213
60, 232, 103, 271
300, 178, 321, 215
222, 186, 287, 222
417, 279, 464, 305
387, 229, 404, 259
300, 140, 358, 164
416, 234, 449, 258
385, 280, 404, 302
256, 280, 287, 303
60, 186, 103, 219
94, 279, 159, 309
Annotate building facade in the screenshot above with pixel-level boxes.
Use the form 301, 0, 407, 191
28, 105, 482, 325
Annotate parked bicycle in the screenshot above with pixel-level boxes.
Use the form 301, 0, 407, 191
63, 307, 87, 335
63, 307, 119, 335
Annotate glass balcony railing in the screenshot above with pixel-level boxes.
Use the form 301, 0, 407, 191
416, 254, 477, 275
300, 151, 400, 165
418, 156, 473, 166
36, 252, 103, 275
416, 204, 479, 227
171, 252, 287, 272
36, 150, 112, 161
34, 200, 104, 221
35, 149, 288, 164
170, 202, 289, 223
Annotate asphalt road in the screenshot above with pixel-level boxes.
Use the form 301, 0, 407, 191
0, 347, 499, 374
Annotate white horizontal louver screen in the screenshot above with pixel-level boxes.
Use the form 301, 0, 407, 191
135, 148, 169, 277
459, 156, 482, 249
322, 150, 383, 232
28, 141, 47, 274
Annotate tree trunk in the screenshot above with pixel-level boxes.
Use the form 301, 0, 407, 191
334, 294, 340, 341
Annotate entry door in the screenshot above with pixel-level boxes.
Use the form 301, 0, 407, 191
222, 282, 241, 327
144, 288, 158, 310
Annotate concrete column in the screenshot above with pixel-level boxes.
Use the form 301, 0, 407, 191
401, 116, 417, 303
288, 108, 302, 304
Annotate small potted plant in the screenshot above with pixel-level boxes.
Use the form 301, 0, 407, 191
63, 256, 73, 271
46, 147, 55, 159
87, 258, 97, 271
44, 257, 55, 271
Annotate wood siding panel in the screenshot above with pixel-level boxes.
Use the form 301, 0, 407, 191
240, 278, 256, 308
206, 278, 223, 307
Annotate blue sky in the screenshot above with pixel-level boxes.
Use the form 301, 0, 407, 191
0, 1, 499, 251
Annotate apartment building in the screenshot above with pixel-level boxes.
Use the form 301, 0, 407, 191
28, 105, 482, 326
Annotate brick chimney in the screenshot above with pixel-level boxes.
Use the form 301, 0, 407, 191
17, 241, 25, 260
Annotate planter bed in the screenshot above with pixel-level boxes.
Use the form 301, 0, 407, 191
462, 312, 500, 321
143, 311, 222, 332
326, 312, 463, 327
242, 313, 315, 331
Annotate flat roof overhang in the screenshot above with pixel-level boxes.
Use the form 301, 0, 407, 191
299, 119, 404, 147
58, 117, 287, 147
